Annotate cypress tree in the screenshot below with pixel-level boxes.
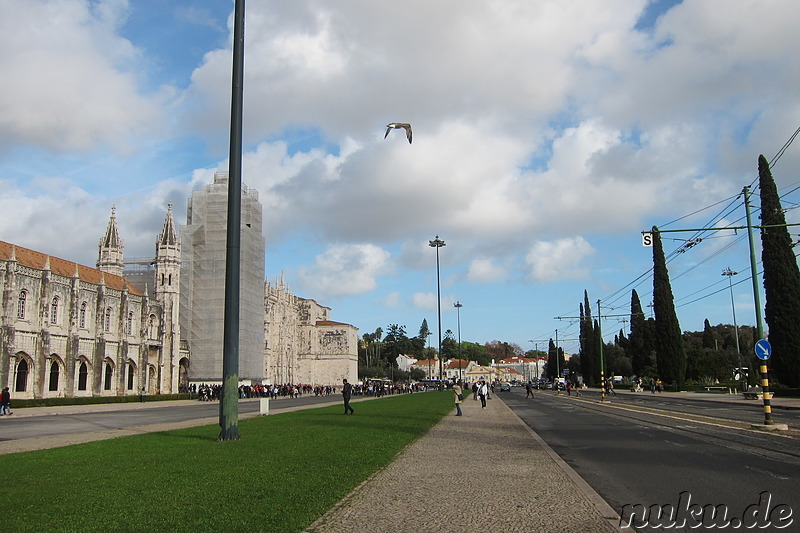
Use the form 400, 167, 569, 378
651, 226, 686, 386
581, 291, 596, 386
629, 289, 647, 376
758, 154, 800, 387
702, 318, 716, 350
547, 339, 557, 380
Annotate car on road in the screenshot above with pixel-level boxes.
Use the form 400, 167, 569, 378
500, 382, 512, 392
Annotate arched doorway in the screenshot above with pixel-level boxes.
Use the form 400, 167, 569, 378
14, 358, 29, 392
178, 358, 190, 392
103, 360, 114, 391
148, 365, 157, 394
77, 360, 89, 391
49, 360, 60, 392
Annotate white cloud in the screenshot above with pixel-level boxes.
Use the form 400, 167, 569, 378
297, 243, 390, 299
0, 0, 167, 153
468, 258, 507, 283
525, 237, 595, 282
412, 292, 438, 311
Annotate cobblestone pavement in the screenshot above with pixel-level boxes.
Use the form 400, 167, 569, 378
306, 395, 621, 533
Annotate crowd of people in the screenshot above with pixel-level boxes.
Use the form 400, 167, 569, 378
188, 379, 433, 402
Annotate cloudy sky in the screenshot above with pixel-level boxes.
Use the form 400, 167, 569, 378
2, 0, 800, 355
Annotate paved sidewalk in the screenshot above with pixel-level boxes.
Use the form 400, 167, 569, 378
306, 395, 621, 533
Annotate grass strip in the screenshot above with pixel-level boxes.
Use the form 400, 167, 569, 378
0, 390, 454, 532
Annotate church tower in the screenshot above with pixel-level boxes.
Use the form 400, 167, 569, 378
154, 203, 182, 393
97, 206, 124, 276
154, 203, 180, 298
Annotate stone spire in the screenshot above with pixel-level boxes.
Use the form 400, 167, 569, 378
157, 202, 178, 247
97, 205, 124, 277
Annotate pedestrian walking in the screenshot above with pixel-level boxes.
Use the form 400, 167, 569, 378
140, 387, 146, 403
478, 380, 488, 409
608, 379, 616, 396
1, 387, 11, 415
525, 382, 534, 398
342, 379, 355, 414
472, 382, 478, 400
453, 381, 463, 416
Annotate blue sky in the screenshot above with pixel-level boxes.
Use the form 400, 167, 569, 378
2, 0, 800, 356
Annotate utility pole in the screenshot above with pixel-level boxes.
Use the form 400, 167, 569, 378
454, 301, 463, 381
597, 300, 607, 402
743, 186, 773, 426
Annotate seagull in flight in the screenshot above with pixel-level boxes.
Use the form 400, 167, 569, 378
385, 122, 412, 144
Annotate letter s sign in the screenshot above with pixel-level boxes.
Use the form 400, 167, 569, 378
642, 232, 653, 247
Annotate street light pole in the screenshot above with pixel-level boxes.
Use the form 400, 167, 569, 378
722, 267, 743, 389
219, 0, 245, 441
429, 236, 446, 383
454, 301, 463, 381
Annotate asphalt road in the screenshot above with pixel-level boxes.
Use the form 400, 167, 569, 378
0, 395, 340, 441
500, 388, 800, 532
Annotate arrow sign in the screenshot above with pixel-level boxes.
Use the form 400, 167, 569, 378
755, 339, 772, 360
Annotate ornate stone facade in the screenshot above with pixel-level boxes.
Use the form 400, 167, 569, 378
0, 206, 189, 399
265, 277, 358, 385
0, 175, 359, 398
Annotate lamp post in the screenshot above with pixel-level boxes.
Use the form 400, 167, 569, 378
429, 235, 446, 382
219, 0, 245, 441
722, 267, 743, 389
454, 301, 463, 381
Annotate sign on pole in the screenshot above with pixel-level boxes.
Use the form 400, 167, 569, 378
755, 339, 772, 360
642, 232, 653, 247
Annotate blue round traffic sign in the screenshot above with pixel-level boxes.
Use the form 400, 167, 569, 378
755, 339, 772, 360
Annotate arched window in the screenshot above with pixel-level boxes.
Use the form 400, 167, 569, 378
148, 314, 158, 338
160, 273, 165, 286
50, 296, 59, 324
78, 362, 88, 391
49, 361, 60, 391
17, 291, 26, 319
168, 274, 172, 286
127, 362, 135, 390
104, 307, 112, 332
104, 362, 113, 390
127, 312, 134, 336
79, 302, 87, 329
15, 359, 29, 392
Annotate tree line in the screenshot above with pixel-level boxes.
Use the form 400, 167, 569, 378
358, 318, 529, 381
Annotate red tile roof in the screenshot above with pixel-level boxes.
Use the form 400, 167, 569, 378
0, 240, 143, 296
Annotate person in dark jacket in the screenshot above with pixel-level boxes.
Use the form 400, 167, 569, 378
342, 379, 355, 414
1, 387, 11, 415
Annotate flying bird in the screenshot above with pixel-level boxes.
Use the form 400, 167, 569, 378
385, 123, 412, 144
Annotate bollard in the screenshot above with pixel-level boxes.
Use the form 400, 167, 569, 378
260, 397, 270, 415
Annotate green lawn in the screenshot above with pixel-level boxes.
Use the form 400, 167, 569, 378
0, 391, 453, 532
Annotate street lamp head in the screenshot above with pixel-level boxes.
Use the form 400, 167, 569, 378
454, 301, 463, 308
429, 236, 446, 248
722, 267, 738, 277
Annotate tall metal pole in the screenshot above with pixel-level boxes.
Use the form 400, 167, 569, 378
722, 267, 743, 389
597, 300, 607, 402
219, 0, 245, 441
429, 236, 446, 383
454, 301, 463, 381
743, 186, 772, 425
